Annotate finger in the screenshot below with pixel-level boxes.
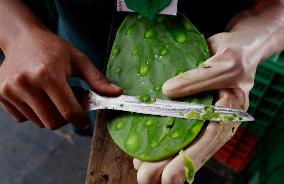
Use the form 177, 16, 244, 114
15, 81, 68, 130
0, 96, 27, 122
162, 62, 230, 98
71, 51, 122, 96
161, 89, 244, 184
162, 48, 243, 98
133, 159, 143, 170
2, 88, 45, 128
161, 123, 221, 184
43, 76, 89, 129
137, 160, 170, 184
216, 88, 248, 110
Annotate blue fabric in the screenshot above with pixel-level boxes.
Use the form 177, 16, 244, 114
54, 0, 115, 127
54, 0, 114, 69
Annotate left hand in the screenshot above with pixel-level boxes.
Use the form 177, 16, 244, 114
134, 1, 284, 183
133, 33, 250, 184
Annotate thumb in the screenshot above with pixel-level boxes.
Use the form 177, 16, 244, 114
71, 52, 122, 96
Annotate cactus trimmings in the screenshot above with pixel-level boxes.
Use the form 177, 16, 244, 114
106, 13, 212, 161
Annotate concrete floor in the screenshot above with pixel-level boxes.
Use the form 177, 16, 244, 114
0, 107, 231, 184
0, 107, 92, 184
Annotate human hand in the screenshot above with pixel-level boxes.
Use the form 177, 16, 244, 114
133, 33, 250, 184
0, 28, 121, 130
134, 1, 284, 182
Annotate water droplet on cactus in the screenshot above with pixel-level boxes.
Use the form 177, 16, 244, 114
153, 85, 161, 92
145, 119, 154, 126
115, 67, 121, 74
160, 48, 169, 56
115, 121, 124, 130
125, 132, 140, 152
170, 130, 180, 138
150, 141, 158, 148
112, 46, 120, 57
115, 68, 121, 78
174, 33, 187, 44
139, 64, 149, 76
191, 124, 200, 133
132, 48, 139, 56
126, 26, 134, 36
144, 29, 154, 39
155, 54, 162, 59
139, 154, 146, 159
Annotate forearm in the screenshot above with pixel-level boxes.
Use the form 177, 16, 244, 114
0, 0, 46, 51
227, 0, 284, 61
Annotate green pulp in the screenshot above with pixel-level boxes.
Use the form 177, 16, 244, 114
180, 150, 195, 184
187, 105, 242, 122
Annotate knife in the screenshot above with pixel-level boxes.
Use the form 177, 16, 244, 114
73, 87, 254, 122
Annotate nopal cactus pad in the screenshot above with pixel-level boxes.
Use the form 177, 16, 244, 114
106, 13, 212, 161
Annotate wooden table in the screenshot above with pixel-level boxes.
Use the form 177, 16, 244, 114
84, 10, 137, 183
85, 111, 137, 184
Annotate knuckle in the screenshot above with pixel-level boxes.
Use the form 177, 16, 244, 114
217, 47, 245, 78
74, 51, 88, 61
13, 72, 28, 86
35, 65, 55, 83
0, 83, 12, 96
61, 107, 76, 122
222, 47, 242, 60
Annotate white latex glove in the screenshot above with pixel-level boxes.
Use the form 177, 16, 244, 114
134, 0, 284, 183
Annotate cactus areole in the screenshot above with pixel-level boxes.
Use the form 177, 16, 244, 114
106, 13, 213, 161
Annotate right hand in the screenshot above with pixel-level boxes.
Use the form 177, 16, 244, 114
0, 27, 122, 130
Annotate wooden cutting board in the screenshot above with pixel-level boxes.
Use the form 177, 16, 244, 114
85, 9, 137, 184
85, 110, 137, 184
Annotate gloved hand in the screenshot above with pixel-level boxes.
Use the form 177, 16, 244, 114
134, 0, 284, 183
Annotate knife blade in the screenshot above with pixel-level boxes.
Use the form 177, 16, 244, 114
82, 90, 254, 122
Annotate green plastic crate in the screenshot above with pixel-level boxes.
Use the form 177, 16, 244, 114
241, 52, 284, 136
234, 117, 284, 184
233, 52, 284, 183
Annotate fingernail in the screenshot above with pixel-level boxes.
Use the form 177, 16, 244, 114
110, 83, 121, 91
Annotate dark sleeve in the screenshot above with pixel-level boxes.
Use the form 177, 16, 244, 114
179, 0, 256, 37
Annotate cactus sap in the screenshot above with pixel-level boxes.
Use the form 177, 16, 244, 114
106, 13, 212, 161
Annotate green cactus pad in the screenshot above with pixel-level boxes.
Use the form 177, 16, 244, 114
125, 0, 171, 20
106, 13, 212, 161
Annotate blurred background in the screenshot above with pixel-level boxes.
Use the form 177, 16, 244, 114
0, 108, 92, 184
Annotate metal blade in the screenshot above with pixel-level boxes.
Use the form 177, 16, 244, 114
88, 91, 254, 122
